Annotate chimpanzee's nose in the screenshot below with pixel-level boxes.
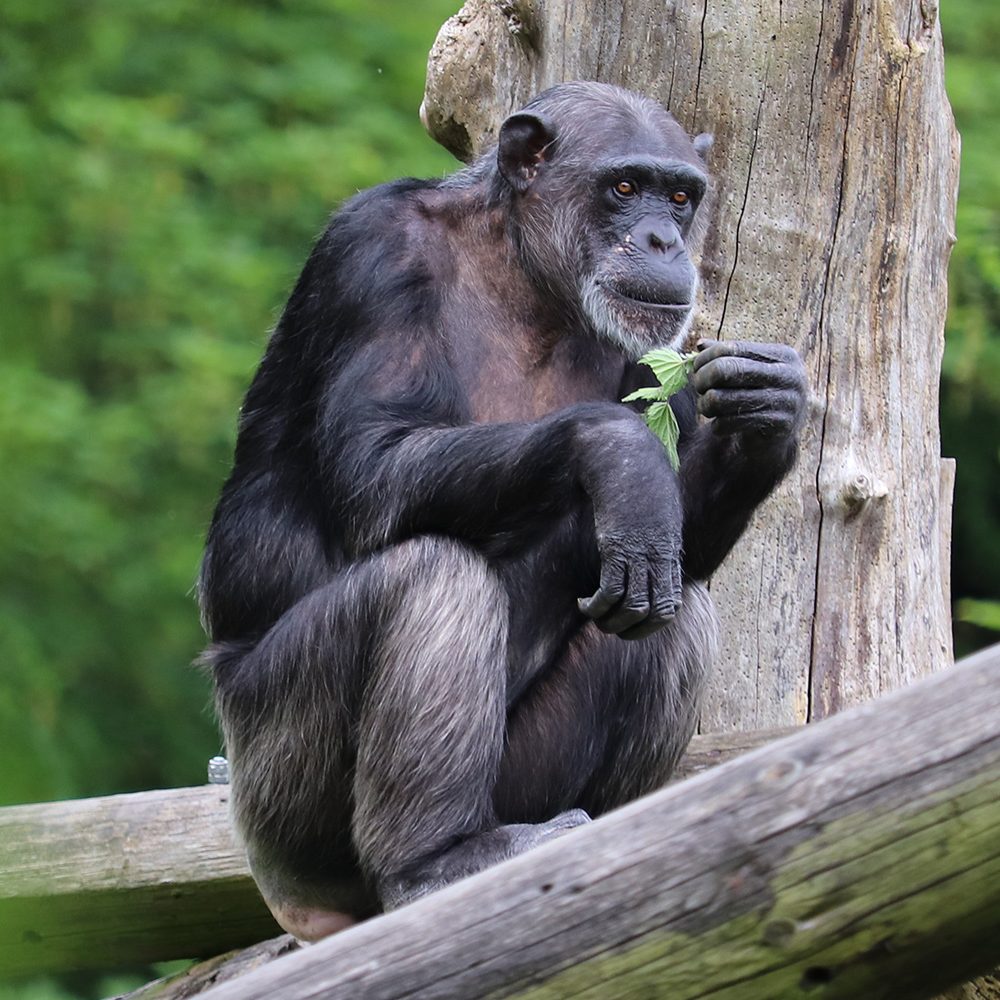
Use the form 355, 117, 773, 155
634, 217, 680, 253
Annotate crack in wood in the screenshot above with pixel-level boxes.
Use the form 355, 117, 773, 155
716, 68, 768, 339
806, 2, 862, 722
694, 0, 709, 128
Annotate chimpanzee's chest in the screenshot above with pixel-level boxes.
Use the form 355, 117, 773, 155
466, 363, 615, 423
454, 324, 628, 425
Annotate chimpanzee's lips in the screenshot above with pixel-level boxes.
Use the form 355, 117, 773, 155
600, 283, 692, 311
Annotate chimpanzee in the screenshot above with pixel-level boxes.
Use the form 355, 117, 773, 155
199, 81, 808, 938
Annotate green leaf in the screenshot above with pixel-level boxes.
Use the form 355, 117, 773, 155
956, 598, 1000, 631
621, 385, 668, 403
625, 348, 695, 469
637, 348, 695, 396
644, 400, 681, 471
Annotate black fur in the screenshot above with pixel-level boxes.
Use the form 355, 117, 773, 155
199, 82, 807, 927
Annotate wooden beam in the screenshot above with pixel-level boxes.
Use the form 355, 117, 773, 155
187, 646, 1000, 1000
0, 724, 786, 978
0, 784, 281, 978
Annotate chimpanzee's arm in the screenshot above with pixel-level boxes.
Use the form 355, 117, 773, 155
673, 340, 808, 580
314, 337, 684, 637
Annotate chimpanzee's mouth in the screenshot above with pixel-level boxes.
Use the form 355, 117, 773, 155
600, 283, 692, 311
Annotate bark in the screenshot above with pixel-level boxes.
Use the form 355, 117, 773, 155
422, 0, 960, 728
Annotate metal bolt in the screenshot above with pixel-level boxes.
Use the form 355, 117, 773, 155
207, 756, 230, 785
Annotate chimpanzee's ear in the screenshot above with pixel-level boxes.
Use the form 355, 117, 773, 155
498, 112, 558, 194
693, 132, 714, 162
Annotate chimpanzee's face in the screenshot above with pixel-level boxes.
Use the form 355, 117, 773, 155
578, 144, 708, 358
498, 100, 709, 359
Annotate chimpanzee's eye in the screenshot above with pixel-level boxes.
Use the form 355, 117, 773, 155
614, 179, 637, 197
671, 191, 690, 206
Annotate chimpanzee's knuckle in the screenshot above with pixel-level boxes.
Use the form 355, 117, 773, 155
765, 343, 795, 362
690, 366, 712, 394
623, 598, 652, 619
777, 388, 804, 413
600, 602, 649, 633
649, 600, 680, 624
694, 340, 724, 365
707, 356, 737, 383
698, 388, 724, 415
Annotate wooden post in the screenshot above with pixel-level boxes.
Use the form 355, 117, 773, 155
422, 0, 960, 728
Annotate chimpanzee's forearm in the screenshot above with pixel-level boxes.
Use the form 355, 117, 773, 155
678, 424, 797, 580
320, 398, 674, 557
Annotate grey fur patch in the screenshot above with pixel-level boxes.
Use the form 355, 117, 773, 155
580, 275, 696, 359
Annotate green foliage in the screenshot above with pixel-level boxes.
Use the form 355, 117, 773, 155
622, 348, 696, 470
957, 598, 1000, 631
0, 0, 458, 810
940, 1, 1000, 651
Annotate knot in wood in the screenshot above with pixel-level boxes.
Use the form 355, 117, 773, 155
840, 471, 888, 515
756, 757, 802, 788
762, 918, 797, 947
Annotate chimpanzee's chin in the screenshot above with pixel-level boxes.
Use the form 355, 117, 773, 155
582, 280, 692, 359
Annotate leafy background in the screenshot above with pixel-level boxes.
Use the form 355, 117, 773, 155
0, 1, 996, 996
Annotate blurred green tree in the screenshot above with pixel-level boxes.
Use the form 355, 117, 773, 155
0, 0, 457, 809
940, 0, 1000, 654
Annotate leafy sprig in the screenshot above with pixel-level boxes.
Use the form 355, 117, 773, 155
621, 348, 697, 471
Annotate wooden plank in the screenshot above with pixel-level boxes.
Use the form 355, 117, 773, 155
673, 726, 797, 779
189, 647, 1000, 1000
0, 729, 782, 979
0, 784, 280, 978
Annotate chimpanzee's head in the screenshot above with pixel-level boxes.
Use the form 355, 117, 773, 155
496, 82, 711, 358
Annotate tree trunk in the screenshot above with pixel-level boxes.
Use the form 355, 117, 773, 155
422, 0, 960, 729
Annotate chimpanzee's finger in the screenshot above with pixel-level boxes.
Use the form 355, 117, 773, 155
578, 550, 626, 620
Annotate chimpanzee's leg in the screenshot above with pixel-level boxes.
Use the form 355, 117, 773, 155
210, 535, 586, 936
494, 581, 718, 822
352, 540, 588, 911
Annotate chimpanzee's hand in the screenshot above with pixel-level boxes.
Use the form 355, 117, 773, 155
574, 411, 685, 640
578, 447, 684, 640
578, 525, 683, 640
690, 340, 807, 444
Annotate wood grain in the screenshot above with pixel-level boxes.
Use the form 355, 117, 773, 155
0, 784, 280, 977
422, 0, 960, 729
189, 647, 1000, 1000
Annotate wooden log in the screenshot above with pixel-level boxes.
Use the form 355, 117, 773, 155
0, 784, 280, 978
0, 729, 782, 979
112, 937, 301, 1000
187, 646, 1000, 1000
422, 0, 960, 730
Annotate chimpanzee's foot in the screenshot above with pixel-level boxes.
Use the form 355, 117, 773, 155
267, 902, 357, 943
378, 809, 591, 910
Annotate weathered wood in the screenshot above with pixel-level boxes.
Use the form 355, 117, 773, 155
672, 725, 797, 779
422, 0, 959, 730
0, 784, 280, 978
0, 729, 776, 978
188, 647, 1000, 1000
112, 937, 300, 1000
940, 976, 1000, 1000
